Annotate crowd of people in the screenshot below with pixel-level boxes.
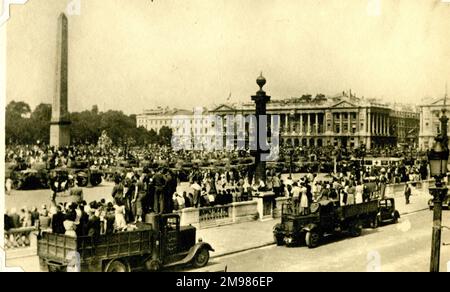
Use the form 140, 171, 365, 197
4, 143, 431, 247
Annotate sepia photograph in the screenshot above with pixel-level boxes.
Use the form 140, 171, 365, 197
1, 0, 450, 276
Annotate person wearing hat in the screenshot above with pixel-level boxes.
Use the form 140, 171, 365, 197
9, 208, 20, 229
69, 180, 84, 205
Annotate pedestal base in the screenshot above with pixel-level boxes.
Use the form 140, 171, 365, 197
50, 123, 71, 147
256, 191, 275, 221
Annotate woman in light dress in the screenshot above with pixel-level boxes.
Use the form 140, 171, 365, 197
114, 200, 127, 231
355, 181, 364, 204
299, 182, 309, 215
64, 220, 77, 237
346, 181, 356, 205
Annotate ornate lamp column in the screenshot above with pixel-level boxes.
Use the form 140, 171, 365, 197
428, 106, 449, 272
251, 73, 271, 184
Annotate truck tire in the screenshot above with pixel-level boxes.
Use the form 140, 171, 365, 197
145, 259, 161, 272
305, 231, 320, 248
77, 176, 88, 187
193, 248, 210, 268
349, 221, 363, 237
104, 259, 130, 272
371, 216, 380, 229
274, 235, 284, 246
392, 213, 399, 224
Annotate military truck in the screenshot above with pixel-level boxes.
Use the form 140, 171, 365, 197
68, 161, 103, 187
273, 199, 379, 248
38, 214, 214, 272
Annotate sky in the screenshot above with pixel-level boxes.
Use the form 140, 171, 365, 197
5, 0, 450, 115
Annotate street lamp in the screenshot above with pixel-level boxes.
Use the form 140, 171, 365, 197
428, 107, 449, 272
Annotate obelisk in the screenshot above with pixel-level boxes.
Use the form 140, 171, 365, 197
50, 13, 71, 147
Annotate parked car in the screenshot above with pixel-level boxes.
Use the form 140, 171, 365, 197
374, 198, 400, 227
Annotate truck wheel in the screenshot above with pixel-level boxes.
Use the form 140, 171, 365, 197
371, 216, 380, 229
274, 235, 284, 246
193, 248, 210, 268
78, 176, 88, 187
392, 214, 399, 224
104, 259, 130, 272
349, 221, 363, 237
145, 259, 161, 272
305, 231, 320, 248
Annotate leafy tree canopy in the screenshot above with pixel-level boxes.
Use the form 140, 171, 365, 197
5, 101, 170, 146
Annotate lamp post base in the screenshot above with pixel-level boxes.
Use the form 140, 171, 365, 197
429, 186, 447, 272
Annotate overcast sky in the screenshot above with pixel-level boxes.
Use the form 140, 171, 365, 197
6, 0, 450, 114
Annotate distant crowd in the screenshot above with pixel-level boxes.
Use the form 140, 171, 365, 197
4, 143, 430, 244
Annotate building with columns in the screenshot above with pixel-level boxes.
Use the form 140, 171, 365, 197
137, 95, 419, 150
210, 94, 417, 149
419, 97, 450, 150
136, 107, 192, 133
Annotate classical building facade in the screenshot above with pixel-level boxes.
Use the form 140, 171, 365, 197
210, 94, 419, 149
136, 107, 192, 133
136, 107, 217, 149
137, 95, 419, 150
419, 97, 450, 150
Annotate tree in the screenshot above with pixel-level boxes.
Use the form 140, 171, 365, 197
6, 101, 31, 119
31, 103, 52, 144
300, 94, 312, 103
5, 100, 165, 147
5, 101, 33, 144
315, 94, 327, 102
158, 126, 173, 146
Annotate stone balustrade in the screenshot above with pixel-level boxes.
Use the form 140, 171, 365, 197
4, 227, 38, 250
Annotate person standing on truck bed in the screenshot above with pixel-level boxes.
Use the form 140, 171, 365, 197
153, 168, 166, 213
346, 181, 356, 205
51, 205, 66, 234
114, 200, 127, 231
111, 176, 124, 204
291, 182, 301, 207
124, 177, 137, 223
86, 207, 101, 238
299, 181, 309, 215
355, 181, 364, 204
134, 175, 146, 223
69, 180, 83, 205
164, 169, 177, 213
